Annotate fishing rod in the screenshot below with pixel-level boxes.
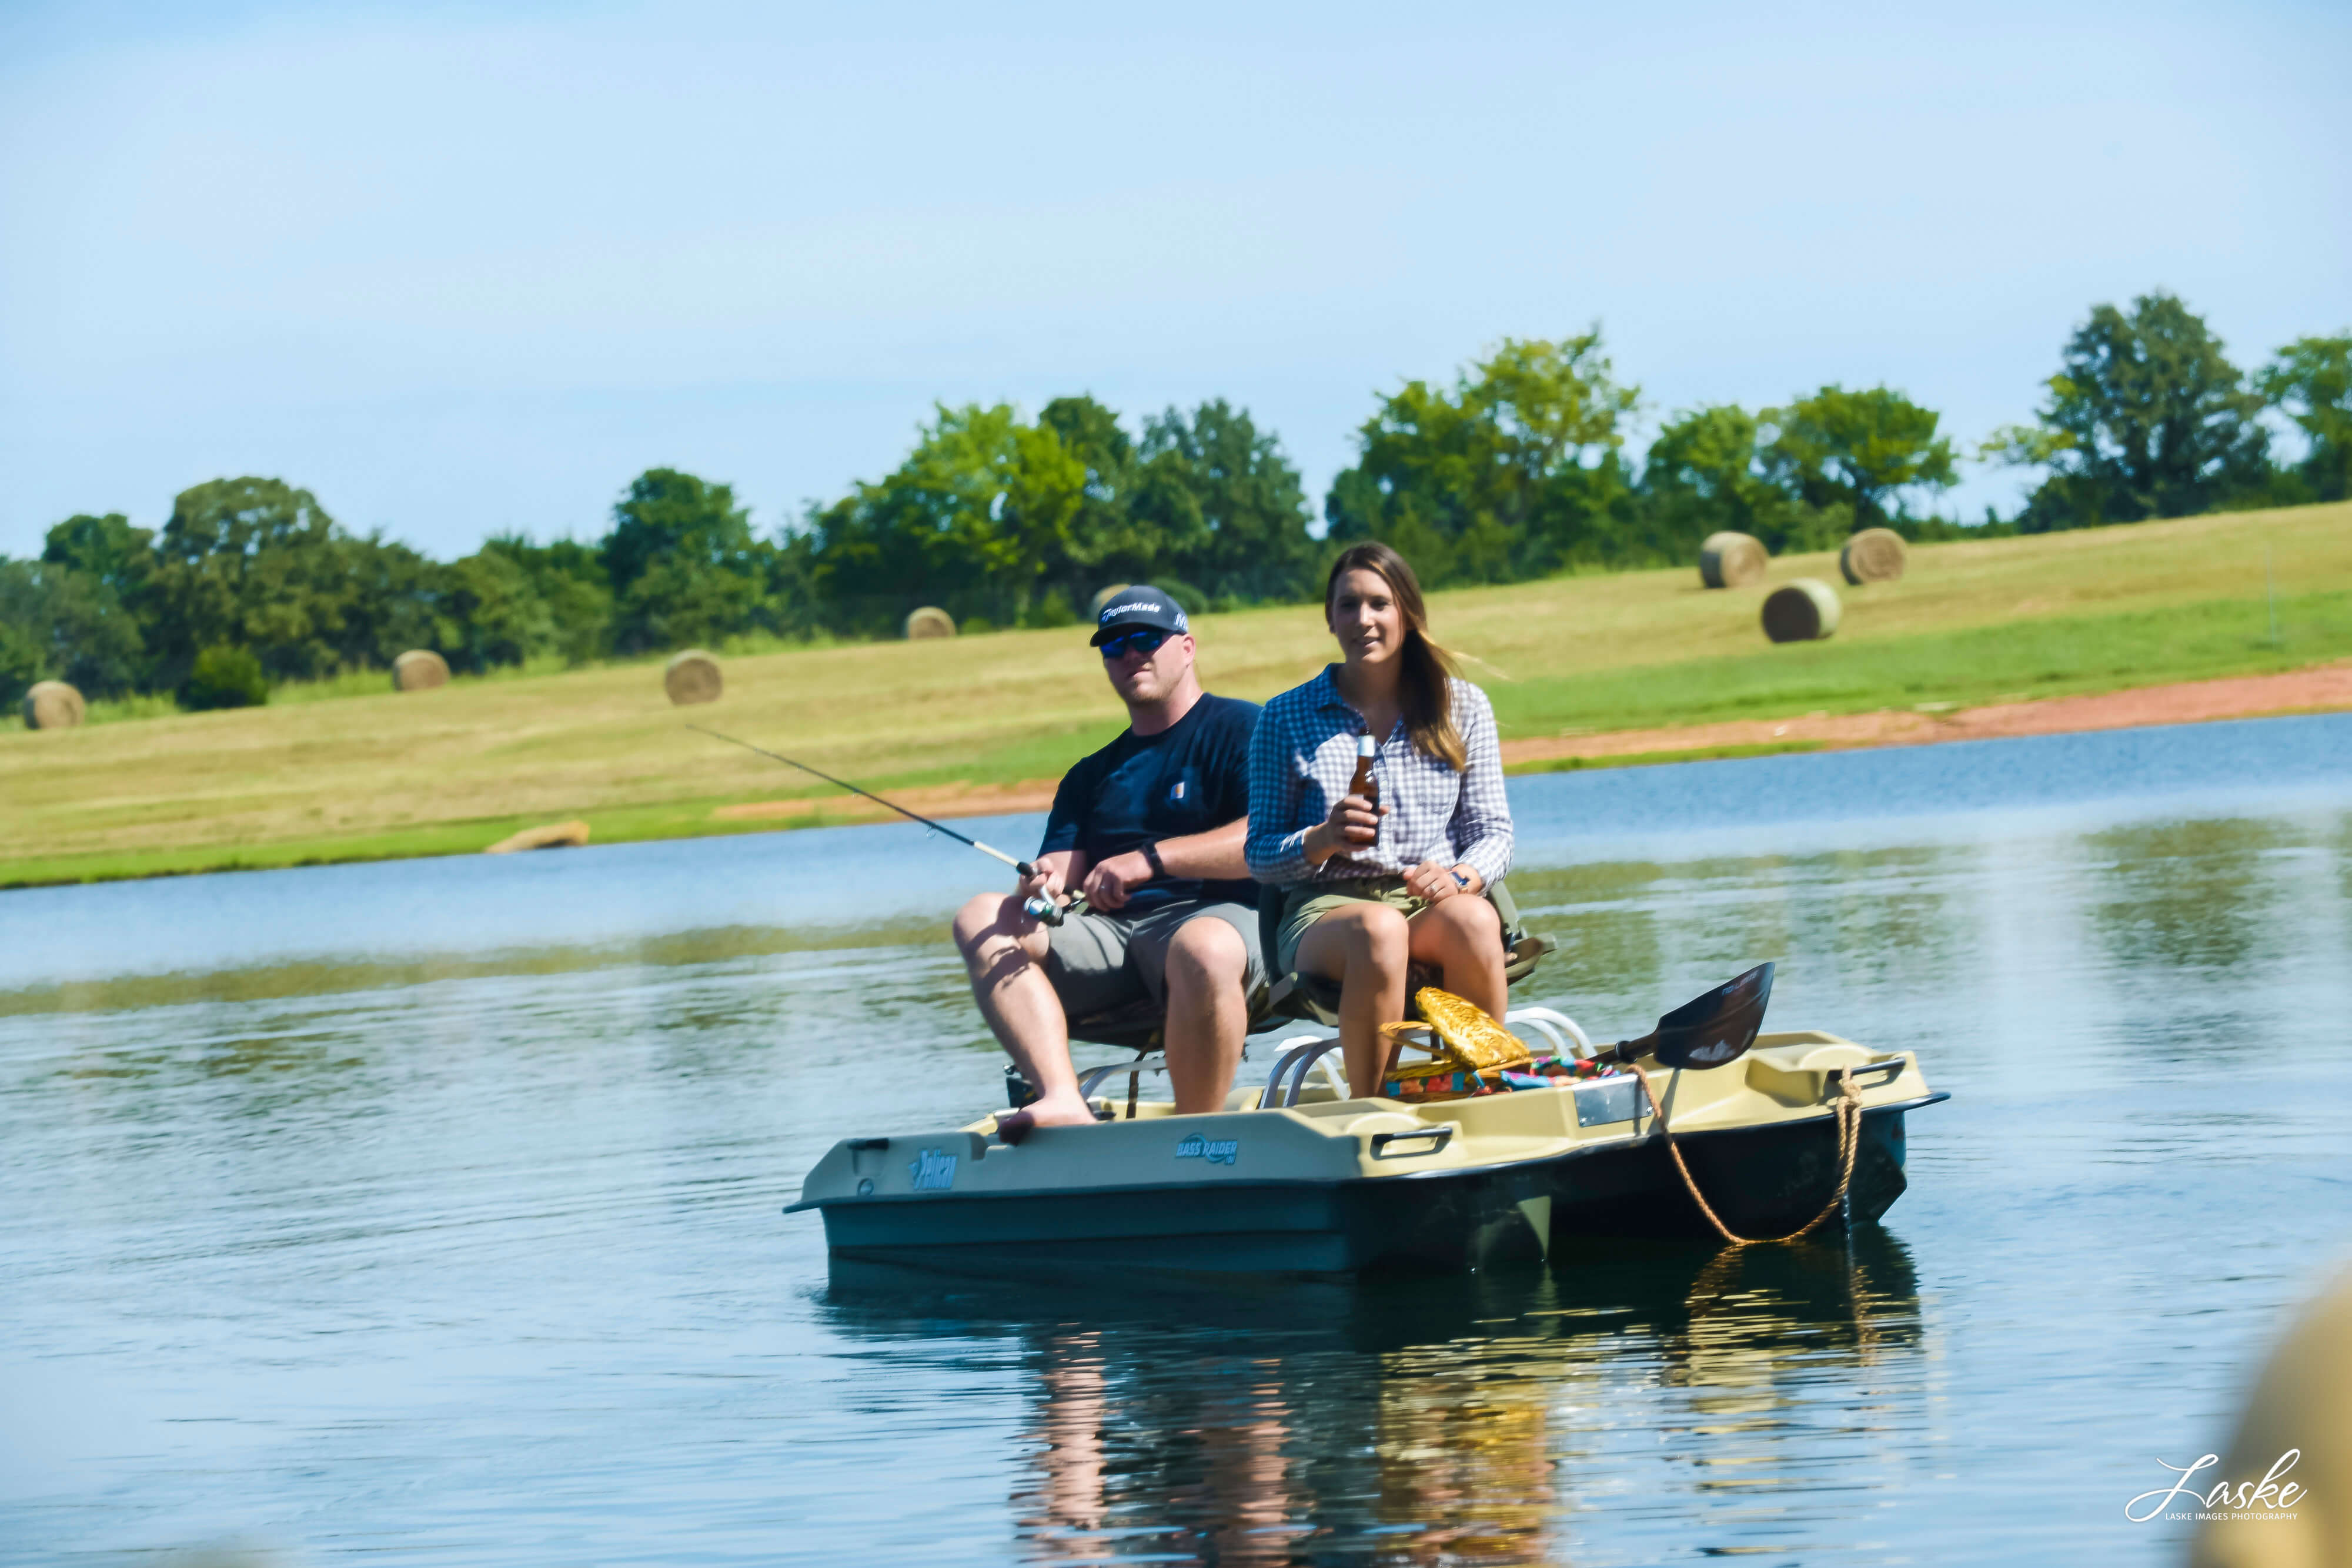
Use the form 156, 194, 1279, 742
688, 724, 1077, 925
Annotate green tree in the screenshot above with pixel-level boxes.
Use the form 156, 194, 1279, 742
1987, 292, 2269, 531
800, 396, 1317, 630
1132, 400, 1317, 604
146, 478, 366, 685
440, 549, 556, 671
342, 534, 454, 668
800, 404, 1087, 633
1761, 385, 1957, 531
600, 469, 778, 653
2259, 334, 2352, 503
28, 511, 158, 697
43, 512, 157, 606
1035, 394, 1171, 609
0, 557, 148, 703
180, 643, 269, 710
0, 587, 40, 707
1639, 404, 1849, 557
1326, 332, 1639, 586
479, 535, 614, 664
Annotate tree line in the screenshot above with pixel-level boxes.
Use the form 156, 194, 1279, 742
5, 291, 2345, 713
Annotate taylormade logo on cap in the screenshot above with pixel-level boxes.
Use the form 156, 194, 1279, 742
1098, 600, 1185, 628
1088, 584, 1191, 645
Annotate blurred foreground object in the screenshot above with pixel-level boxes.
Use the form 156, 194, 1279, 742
2191, 1266, 2350, 1568
1763, 579, 1842, 643
484, 820, 590, 854
663, 649, 722, 706
393, 649, 450, 691
904, 606, 956, 640
1699, 531, 1767, 588
22, 680, 84, 728
1840, 528, 1909, 584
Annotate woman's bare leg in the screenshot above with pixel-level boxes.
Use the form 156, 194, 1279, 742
1294, 903, 1412, 1098
1407, 895, 1508, 1020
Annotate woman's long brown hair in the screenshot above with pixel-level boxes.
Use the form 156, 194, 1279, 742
1325, 542, 1466, 772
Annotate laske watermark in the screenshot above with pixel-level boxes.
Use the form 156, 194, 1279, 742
2124, 1450, 2306, 1524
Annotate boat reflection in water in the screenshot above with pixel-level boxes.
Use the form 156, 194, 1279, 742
822, 1235, 1925, 1564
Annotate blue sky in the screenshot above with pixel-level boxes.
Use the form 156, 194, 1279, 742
2, 0, 2345, 559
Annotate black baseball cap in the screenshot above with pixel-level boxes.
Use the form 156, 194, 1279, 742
1089, 584, 1190, 646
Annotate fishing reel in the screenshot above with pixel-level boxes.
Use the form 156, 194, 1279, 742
1023, 891, 1090, 928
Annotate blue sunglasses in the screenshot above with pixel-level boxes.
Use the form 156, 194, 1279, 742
1098, 628, 1170, 661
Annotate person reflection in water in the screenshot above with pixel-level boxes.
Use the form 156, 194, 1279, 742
1015, 1329, 1300, 1566
989, 1242, 1924, 1567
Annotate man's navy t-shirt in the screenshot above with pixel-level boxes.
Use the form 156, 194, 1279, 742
1037, 694, 1260, 915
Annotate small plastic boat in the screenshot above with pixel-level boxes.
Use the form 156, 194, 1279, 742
788, 964, 1947, 1276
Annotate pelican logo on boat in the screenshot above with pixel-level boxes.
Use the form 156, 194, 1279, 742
907, 1148, 957, 1191
1174, 1134, 1239, 1166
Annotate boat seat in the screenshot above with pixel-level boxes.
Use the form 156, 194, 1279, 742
1061, 878, 1553, 1051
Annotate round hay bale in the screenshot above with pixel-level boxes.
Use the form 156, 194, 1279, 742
392, 649, 450, 692
1698, 531, 1768, 589
904, 606, 956, 640
1087, 584, 1132, 619
22, 680, 85, 730
663, 649, 723, 706
1839, 527, 1909, 585
1762, 579, 1842, 643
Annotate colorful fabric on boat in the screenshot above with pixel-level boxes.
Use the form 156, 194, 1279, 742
1379, 987, 1538, 1082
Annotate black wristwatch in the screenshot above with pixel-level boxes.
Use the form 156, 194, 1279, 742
1142, 841, 1167, 880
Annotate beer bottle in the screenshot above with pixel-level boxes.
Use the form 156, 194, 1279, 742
1348, 732, 1379, 844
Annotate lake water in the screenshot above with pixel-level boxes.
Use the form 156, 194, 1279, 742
4, 715, 2350, 1566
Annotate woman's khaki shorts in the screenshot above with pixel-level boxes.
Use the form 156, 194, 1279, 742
1273, 875, 1431, 977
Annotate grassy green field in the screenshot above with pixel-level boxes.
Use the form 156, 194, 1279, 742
4, 500, 2347, 888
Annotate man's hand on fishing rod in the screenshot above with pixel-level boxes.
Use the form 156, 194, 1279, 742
1018, 851, 1081, 924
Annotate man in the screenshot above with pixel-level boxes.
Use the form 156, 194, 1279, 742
953, 586, 1266, 1134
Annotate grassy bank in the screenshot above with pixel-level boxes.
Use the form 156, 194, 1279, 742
5, 500, 2347, 889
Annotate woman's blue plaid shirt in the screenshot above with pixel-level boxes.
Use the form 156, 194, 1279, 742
1244, 666, 1514, 888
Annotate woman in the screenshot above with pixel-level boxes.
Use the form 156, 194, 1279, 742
1245, 542, 1515, 1097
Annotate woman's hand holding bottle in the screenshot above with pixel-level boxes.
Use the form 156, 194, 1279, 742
1304, 793, 1387, 864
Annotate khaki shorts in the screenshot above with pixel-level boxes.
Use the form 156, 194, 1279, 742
1043, 898, 1269, 1022
1273, 876, 1431, 977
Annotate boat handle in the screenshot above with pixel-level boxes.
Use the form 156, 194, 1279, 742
847, 1138, 890, 1151
1371, 1126, 1455, 1158
1828, 1060, 1904, 1088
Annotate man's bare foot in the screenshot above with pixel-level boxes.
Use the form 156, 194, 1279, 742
994, 1091, 1097, 1144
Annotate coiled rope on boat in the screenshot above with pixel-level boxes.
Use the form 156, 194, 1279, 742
1628, 1064, 1866, 1246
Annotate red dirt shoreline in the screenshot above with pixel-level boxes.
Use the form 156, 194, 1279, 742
718, 661, 2352, 827
1497, 661, 2352, 768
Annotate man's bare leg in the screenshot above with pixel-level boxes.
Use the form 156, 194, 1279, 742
1161, 917, 1251, 1115
1294, 904, 1411, 1098
953, 892, 1095, 1128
